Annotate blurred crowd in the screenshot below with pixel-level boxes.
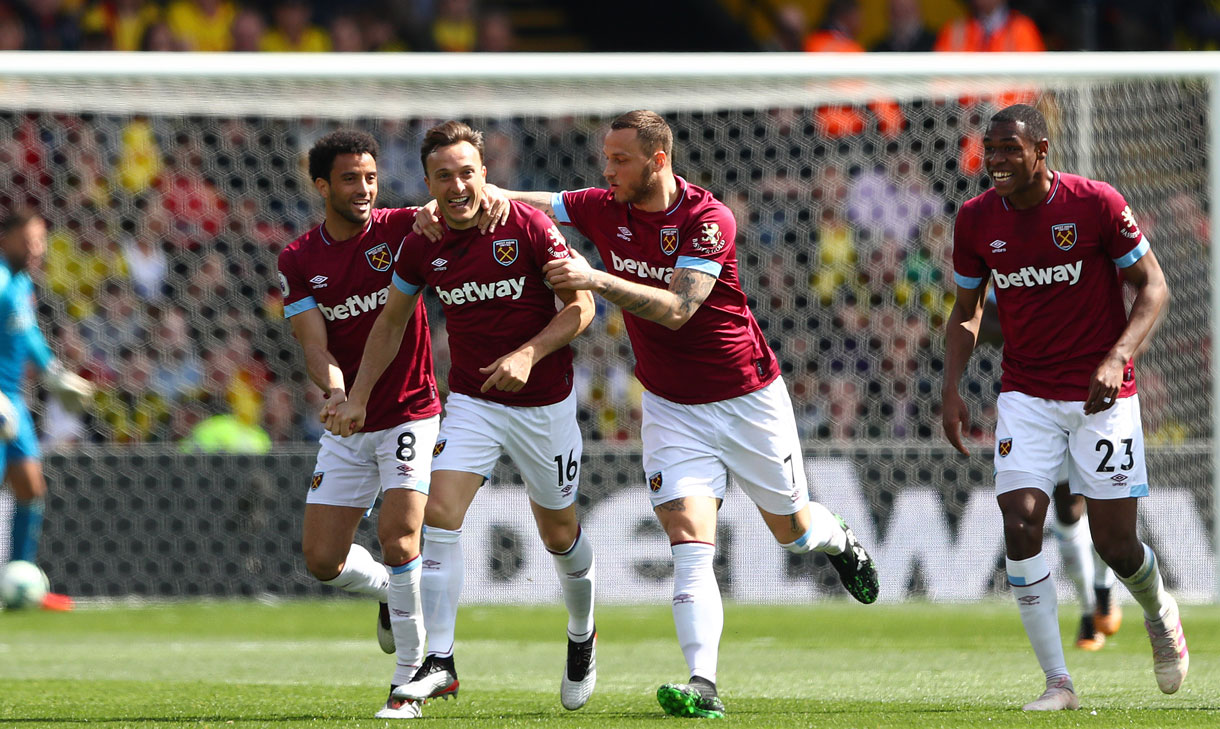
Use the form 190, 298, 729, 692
2, 0, 1220, 53
0, 0, 515, 53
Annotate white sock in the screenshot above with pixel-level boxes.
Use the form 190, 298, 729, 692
321, 543, 388, 601
780, 502, 846, 555
420, 526, 463, 658
1093, 548, 1116, 590
550, 528, 595, 640
1117, 543, 1170, 621
388, 555, 426, 685
1052, 515, 1096, 612
671, 542, 722, 684
1007, 553, 1069, 682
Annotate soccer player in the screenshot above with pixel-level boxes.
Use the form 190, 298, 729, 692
279, 130, 505, 719
328, 121, 599, 711
461, 110, 879, 720
0, 208, 94, 611
941, 104, 1185, 710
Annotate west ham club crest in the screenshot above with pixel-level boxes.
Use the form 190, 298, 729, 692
1051, 223, 1077, 251
365, 242, 392, 271
998, 438, 1013, 457
494, 239, 519, 266
660, 227, 679, 255
648, 471, 664, 492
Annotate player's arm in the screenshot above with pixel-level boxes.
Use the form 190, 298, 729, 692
21, 318, 94, 413
288, 308, 346, 404
479, 287, 594, 393
1085, 249, 1169, 415
543, 248, 714, 330
326, 285, 421, 436
941, 281, 988, 456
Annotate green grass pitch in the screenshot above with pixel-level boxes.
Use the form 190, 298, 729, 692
1, 599, 1217, 727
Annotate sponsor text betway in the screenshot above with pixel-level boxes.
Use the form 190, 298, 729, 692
992, 261, 1081, 289
437, 276, 526, 306
319, 286, 388, 321
611, 250, 673, 283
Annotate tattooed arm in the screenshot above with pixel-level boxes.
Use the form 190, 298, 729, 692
543, 249, 716, 330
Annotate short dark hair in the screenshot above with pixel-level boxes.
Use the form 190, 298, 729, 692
420, 120, 485, 175
308, 130, 379, 183
0, 207, 41, 236
611, 110, 673, 159
990, 104, 1048, 144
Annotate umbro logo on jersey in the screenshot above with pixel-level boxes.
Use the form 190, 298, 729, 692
309, 275, 329, 288
617, 226, 633, 241
1112, 474, 1128, 483
431, 257, 449, 270
366, 242, 393, 272
990, 239, 1007, 252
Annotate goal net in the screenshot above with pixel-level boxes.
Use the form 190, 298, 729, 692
0, 52, 1214, 603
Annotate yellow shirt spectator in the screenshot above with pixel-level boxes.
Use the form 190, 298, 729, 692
260, 25, 331, 52
81, 1, 161, 52
166, 0, 236, 52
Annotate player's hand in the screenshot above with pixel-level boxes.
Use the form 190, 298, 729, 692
543, 249, 600, 291
477, 184, 511, 233
478, 349, 534, 393
326, 399, 367, 438
413, 201, 444, 242
43, 360, 94, 414
941, 388, 972, 456
319, 387, 346, 424
1084, 354, 1125, 415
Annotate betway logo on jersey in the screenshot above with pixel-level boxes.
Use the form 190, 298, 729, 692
436, 276, 526, 306
993, 261, 1082, 289
610, 250, 673, 283
318, 286, 389, 321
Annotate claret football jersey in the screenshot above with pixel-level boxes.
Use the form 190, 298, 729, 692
392, 200, 575, 407
953, 172, 1149, 400
278, 207, 440, 432
555, 177, 779, 404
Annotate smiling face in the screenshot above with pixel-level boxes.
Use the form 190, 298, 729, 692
424, 140, 486, 230
318, 152, 377, 228
983, 119, 1050, 209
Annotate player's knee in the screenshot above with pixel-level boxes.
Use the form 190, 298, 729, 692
1092, 535, 1142, 576
301, 544, 343, 582
539, 521, 580, 553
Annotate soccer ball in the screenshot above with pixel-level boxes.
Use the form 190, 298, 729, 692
0, 560, 49, 610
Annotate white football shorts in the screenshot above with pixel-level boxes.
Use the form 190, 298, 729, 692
994, 391, 1148, 499
306, 415, 440, 508
431, 391, 582, 511
641, 377, 809, 515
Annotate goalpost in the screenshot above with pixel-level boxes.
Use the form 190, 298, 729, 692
0, 51, 1215, 603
